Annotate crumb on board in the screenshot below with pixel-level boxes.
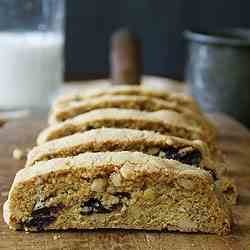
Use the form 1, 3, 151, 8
12, 148, 25, 160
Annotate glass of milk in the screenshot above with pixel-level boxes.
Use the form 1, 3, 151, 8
0, 0, 64, 108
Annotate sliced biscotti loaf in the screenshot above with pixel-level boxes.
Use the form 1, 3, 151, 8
49, 95, 212, 126
37, 109, 215, 145
28, 128, 217, 175
4, 151, 232, 234
54, 85, 200, 112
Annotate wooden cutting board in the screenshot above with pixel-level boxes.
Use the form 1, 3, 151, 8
0, 111, 250, 250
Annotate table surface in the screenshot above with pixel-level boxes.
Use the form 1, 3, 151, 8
1, 79, 250, 250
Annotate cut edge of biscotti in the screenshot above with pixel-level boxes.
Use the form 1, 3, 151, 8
53, 84, 200, 111
4, 151, 232, 235
37, 108, 215, 145
49, 94, 208, 125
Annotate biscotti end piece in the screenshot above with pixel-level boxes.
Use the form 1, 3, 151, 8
5, 152, 232, 235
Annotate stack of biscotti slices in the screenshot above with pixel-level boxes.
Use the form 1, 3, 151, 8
4, 85, 236, 235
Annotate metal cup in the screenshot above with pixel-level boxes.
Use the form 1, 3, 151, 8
184, 29, 250, 127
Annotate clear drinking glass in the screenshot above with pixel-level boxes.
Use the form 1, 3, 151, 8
0, 0, 64, 109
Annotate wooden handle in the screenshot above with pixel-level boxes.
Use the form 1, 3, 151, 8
110, 29, 142, 85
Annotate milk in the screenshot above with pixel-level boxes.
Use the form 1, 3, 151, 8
0, 32, 64, 108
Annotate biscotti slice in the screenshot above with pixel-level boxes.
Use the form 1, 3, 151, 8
29, 128, 220, 176
28, 128, 209, 168
54, 85, 200, 112
37, 108, 214, 145
49, 95, 214, 129
4, 151, 232, 234
49, 95, 203, 125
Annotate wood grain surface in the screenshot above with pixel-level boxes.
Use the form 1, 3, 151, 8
0, 111, 250, 250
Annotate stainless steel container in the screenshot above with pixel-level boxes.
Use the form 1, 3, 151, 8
184, 29, 250, 127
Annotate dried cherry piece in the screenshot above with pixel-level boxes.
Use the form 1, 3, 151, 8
163, 148, 202, 166
180, 150, 202, 166
24, 203, 64, 231
114, 192, 131, 199
80, 198, 112, 215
